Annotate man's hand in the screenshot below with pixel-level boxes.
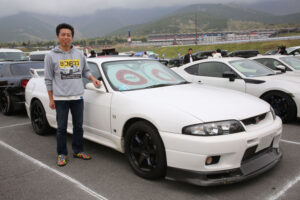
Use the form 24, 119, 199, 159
92, 79, 101, 88
49, 99, 55, 110
89, 75, 101, 88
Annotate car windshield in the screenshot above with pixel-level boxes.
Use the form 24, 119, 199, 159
0, 52, 27, 61
229, 59, 275, 77
10, 62, 44, 76
102, 60, 187, 91
279, 57, 300, 70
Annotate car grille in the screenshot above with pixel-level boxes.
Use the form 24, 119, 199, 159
242, 113, 267, 126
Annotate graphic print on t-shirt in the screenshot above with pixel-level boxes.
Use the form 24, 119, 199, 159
59, 59, 82, 79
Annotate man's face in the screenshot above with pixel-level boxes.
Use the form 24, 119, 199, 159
57, 28, 73, 47
189, 49, 193, 55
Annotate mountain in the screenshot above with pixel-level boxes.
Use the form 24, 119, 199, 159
241, 0, 300, 16
0, 7, 180, 42
111, 4, 300, 37
0, 4, 299, 42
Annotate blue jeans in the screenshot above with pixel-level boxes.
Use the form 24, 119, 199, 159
54, 99, 84, 155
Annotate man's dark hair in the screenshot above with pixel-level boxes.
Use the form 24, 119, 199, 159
188, 48, 192, 51
216, 49, 221, 53
56, 23, 74, 37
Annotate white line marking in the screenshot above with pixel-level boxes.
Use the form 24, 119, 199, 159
0, 141, 108, 200
280, 139, 300, 146
0, 122, 31, 129
266, 173, 300, 200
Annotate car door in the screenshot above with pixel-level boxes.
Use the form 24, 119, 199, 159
82, 62, 112, 136
184, 61, 246, 92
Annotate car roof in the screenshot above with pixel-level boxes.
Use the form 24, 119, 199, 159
0, 61, 43, 64
250, 55, 290, 59
0, 48, 23, 52
29, 50, 51, 55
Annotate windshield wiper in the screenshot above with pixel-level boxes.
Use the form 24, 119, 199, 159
144, 83, 174, 89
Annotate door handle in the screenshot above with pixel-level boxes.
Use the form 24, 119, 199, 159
198, 80, 202, 83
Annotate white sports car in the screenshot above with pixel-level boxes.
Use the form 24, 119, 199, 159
172, 57, 300, 123
251, 55, 300, 73
25, 57, 282, 186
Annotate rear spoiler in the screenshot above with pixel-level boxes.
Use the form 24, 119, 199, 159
30, 68, 45, 78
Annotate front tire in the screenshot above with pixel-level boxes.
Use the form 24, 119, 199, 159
125, 121, 167, 180
0, 90, 13, 115
261, 91, 297, 123
30, 100, 52, 135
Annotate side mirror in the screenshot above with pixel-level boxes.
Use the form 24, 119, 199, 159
275, 65, 286, 73
223, 71, 237, 82
86, 82, 106, 93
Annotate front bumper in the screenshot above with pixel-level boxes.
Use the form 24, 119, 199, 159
166, 147, 282, 186
160, 116, 282, 185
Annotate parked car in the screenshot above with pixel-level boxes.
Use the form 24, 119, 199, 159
29, 50, 50, 61
0, 48, 28, 62
286, 46, 300, 55
251, 55, 300, 73
172, 57, 300, 122
25, 57, 282, 186
193, 50, 227, 60
263, 49, 278, 55
227, 50, 259, 58
0, 61, 44, 115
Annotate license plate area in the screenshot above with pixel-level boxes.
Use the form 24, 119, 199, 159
256, 134, 273, 152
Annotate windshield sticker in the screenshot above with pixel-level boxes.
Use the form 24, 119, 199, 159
116, 70, 148, 85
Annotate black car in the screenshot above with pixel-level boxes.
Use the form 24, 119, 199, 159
227, 50, 259, 58
193, 50, 227, 60
0, 61, 44, 115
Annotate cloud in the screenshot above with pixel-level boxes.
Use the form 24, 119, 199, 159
0, 0, 263, 17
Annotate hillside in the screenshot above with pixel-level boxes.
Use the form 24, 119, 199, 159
0, 3, 300, 42
111, 4, 300, 37
0, 7, 180, 42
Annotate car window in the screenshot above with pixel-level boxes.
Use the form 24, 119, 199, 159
10, 62, 44, 76
230, 59, 275, 77
254, 58, 279, 70
184, 64, 198, 75
197, 62, 236, 78
83, 62, 101, 87
280, 57, 300, 70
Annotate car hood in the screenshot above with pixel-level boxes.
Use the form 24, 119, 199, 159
122, 83, 269, 122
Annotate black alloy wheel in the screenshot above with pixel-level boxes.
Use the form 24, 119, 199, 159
30, 100, 51, 135
262, 91, 297, 123
0, 90, 13, 115
125, 121, 166, 179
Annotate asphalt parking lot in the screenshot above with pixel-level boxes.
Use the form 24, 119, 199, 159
0, 112, 299, 200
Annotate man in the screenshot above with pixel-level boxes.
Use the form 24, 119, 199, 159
212, 49, 222, 58
44, 23, 101, 166
89, 50, 97, 58
184, 48, 193, 64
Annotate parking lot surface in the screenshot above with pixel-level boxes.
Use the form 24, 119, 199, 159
0, 112, 299, 200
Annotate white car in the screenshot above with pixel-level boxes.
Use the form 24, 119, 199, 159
251, 55, 300, 73
0, 48, 28, 61
173, 57, 300, 123
25, 57, 282, 186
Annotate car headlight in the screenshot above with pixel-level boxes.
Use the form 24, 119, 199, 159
182, 120, 245, 136
270, 107, 276, 120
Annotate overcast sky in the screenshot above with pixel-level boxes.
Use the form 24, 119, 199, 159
0, 0, 265, 17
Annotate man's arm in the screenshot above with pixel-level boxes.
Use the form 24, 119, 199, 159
48, 91, 55, 110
